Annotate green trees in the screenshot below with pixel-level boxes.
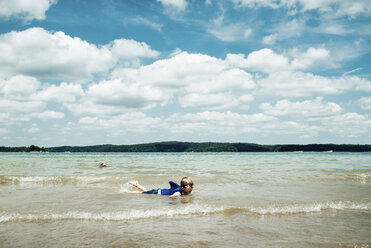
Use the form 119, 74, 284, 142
0, 142, 370, 152
29, 145, 41, 152
28, 145, 48, 152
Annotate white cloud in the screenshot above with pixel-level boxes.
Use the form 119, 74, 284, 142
128, 17, 163, 32
257, 120, 321, 139
33, 110, 64, 119
314, 112, 371, 138
163, 110, 323, 139
65, 52, 255, 115
0, 28, 115, 81
108, 38, 160, 61
179, 92, 255, 110
208, 12, 250, 42
290, 47, 333, 70
260, 97, 343, 117
86, 79, 170, 109
226, 49, 290, 73
260, 17, 308, 44
157, 0, 188, 12
109, 52, 255, 110
239, 94, 254, 103
25, 126, 40, 134
0, 115, 31, 125
330, 40, 369, 64
161, 109, 368, 140
165, 111, 277, 135
244, 28, 252, 39
78, 112, 163, 135
208, 23, 248, 42
358, 97, 371, 110
0, 75, 40, 100
35, 82, 84, 103
334, 76, 371, 92
256, 71, 371, 97
170, 48, 183, 57
64, 99, 128, 117
179, 93, 239, 110
232, 0, 371, 17
112, 51, 252, 90
0, 76, 84, 104
0, 75, 84, 125
245, 49, 290, 73
0, 28, 161, 82
277, 18, 306, 38
232, 0, 285, 9
238, 94, 254, 110
0, 36, 368, 144
227, 47, 344, 74
313, 21, 349, 35
0, 127, 7, 135
342, 67, 363, 77
0, 99, 46, 113
22, 105, 371, 142
207, 11, 254, 42
61, 48, 370, 118
64, 80, 171, 116
262, 33, 279, 45
0, 0, 56, 21
186, 68, 254, 94
261, 18, 306, 44
297, 0, 371, 17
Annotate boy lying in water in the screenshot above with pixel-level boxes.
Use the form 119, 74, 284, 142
128, 177, 193, 197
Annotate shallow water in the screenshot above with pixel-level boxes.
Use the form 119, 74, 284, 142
0, 152, 370, 247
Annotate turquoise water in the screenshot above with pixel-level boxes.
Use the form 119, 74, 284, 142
0, 152, 370, 247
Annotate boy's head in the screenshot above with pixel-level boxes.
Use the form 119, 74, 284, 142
180, 177, 193, 195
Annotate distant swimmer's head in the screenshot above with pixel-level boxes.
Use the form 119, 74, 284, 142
180, 177, 193, 195
100, 162, 106, 167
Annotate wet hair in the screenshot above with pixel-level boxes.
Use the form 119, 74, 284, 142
180, 177, 193, 189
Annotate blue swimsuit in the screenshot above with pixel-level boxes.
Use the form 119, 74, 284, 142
142, 181, 181, 195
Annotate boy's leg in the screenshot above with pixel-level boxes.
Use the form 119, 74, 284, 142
123, 189, 143, 194
129, 181, 148, 192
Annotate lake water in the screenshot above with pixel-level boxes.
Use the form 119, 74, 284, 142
0, 152, 370, 247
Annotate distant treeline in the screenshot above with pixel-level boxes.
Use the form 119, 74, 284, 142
1, 142, 371, 152
0, 145, 48, 152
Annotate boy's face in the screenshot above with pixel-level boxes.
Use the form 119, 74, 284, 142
181, 185, 192, 195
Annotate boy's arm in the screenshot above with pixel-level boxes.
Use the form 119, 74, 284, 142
169, 192, 181, 198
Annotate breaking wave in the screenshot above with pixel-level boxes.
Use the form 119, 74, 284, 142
0, 175, 126, 186
0, 205, 224, 223
310, 173, 371, 184
245, 201, 370, 215
1, 201, 369, 223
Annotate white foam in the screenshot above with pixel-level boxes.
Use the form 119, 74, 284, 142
1, 201, 369, 223
119, 183, 133, 193
0, 175, 120, 186
311, 173, 370, 184
0, 204, 225, 223
248, 201, 370, 215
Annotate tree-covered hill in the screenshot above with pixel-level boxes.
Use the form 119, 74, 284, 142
1, 142, 371, 152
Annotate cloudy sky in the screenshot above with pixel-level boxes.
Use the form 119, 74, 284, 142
0, 0, 370, 146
